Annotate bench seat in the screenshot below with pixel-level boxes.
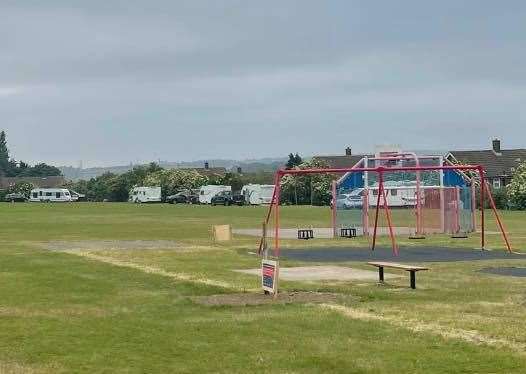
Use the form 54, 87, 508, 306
367, 262, 429, 289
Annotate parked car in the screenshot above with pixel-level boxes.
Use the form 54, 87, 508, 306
211, 191, 233, 206
166, 192, 199, 204
4, 193, 27, 202
211, 192, 245, 206
231, 194, 245, 206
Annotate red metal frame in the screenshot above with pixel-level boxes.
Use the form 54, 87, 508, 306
261, 164, 513, 257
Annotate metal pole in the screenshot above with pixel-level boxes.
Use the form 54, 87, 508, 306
479, 167, 485, 250
274, 173, 282, 258
331, 180, 337, 238
381, 178, 398, 255
471, 178, 477, 232
372, 171, 383, 251
258, 175, 279, 254
455, 186, 461, 233
485, 181, 512, 253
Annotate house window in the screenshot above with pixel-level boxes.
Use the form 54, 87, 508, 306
492, 179, 501, 189
390, 189, 398, 196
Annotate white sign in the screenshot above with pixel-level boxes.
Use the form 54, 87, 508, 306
262, 259, 279, 295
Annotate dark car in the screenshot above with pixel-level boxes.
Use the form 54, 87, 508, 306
166, 192, 199, 204
231, 194, 245, 206
211, 191, 233, 206
211, 192, 245, 206
4, 193, 27, 202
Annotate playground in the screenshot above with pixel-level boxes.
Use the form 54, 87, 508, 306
0, 197, 525, 372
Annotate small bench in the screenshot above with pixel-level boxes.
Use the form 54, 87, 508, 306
340, 227, 357, 238
367, 262, 429, 289
297, 229, 314, 240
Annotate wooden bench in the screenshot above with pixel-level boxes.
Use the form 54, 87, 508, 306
367, 262, 429, 289
297, 229, 314, 240
340, 227, 357, 238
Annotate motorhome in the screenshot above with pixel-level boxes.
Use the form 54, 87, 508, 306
368, 186, 425, 208
29, 188, 72, 203
241, 184, 275, 205
129, 187, 162, 203
199, 185, 231, 204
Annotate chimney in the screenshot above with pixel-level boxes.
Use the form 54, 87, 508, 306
204, 161, 209, 169
492, 139, 501, 154
236, 166, 242, 174
345, 147, 352, 156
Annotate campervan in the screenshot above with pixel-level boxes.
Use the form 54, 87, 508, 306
199, 185, 231, 204
368, 186, 424, 208
241, 184, 275, 205
129, 187, 162, 203
29, 188, 72, 203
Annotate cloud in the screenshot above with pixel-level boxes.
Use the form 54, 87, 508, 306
1, 1, 525, 166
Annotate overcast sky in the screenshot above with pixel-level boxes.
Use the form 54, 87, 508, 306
1, 1, 525, 167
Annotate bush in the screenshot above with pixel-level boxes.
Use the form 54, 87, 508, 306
507, 162, 526, 210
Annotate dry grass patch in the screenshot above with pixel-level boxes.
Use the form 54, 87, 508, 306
320, 304, 526, 355
191, 291, 351, 306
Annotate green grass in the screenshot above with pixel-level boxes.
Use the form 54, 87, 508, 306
0, 203, 526, 373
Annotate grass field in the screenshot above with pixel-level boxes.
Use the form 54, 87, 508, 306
1, 203, 526, 373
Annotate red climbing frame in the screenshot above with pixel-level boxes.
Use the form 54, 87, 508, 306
259, 164, 513, 257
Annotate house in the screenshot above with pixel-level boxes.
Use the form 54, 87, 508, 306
0, 176, 66, 190
183, 162, 227, 178
445, 139, 526, 189
313, 147, 371, 169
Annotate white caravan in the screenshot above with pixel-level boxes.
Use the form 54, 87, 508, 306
199, 185, 231, 204
129, 187, 162, 203
29, 188, 72, 203
241, 184, 275, 205
368, 186, 425, 208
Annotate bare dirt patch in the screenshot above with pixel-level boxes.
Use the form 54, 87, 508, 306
235, 265, 400, 282
191, 291, 351, 306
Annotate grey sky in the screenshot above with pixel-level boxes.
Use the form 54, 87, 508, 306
1, 1, 525, 167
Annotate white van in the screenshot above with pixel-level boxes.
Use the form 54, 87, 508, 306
241, 184, 275, 205
29, 188, 72, 203
129, 187, 162, 203
199, 185, 231, 204
369, 187, 425, 207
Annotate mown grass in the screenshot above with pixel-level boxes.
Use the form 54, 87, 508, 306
0, 202, 525, 373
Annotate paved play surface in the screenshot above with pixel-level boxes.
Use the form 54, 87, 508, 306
280, 246, 525, 263
235, 265, 401, 281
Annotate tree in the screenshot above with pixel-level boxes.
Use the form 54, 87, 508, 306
0, 131, 10, 175
507, 162, 526, 209
18, 163, 62, 177
8, 181, 34, 197
280, 159, 332, 205
285, 153, 303, 169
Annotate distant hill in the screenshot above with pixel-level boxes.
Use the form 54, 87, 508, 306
60, 158, 287, 181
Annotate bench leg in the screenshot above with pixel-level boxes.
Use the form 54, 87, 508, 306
410, 271, 416, 289
379, 267, 384, 283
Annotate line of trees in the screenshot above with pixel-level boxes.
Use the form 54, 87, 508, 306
66, 163, 276, 202
0, 131, 62, 177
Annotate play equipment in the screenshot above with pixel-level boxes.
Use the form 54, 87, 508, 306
259, 157, 512, 258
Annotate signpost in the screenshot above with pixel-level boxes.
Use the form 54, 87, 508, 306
262, 259, 279, 296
